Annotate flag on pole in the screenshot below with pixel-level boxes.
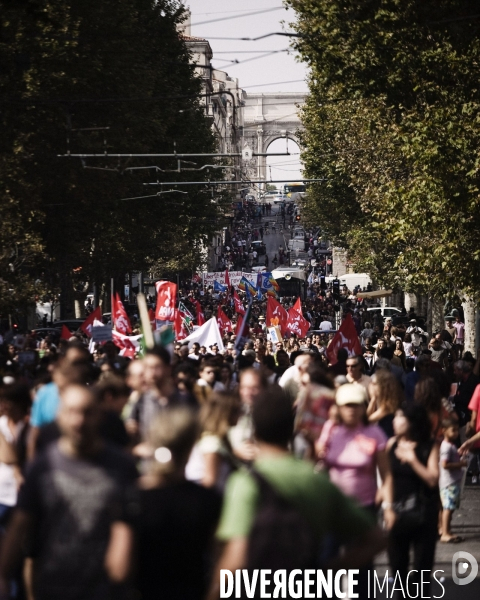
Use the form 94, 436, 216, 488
178, 301, 194, 321
148, 308, 156, 330
217, 306, 233, 335
155, 281, 177, 322
60, 325, 72, 341
233, 291, 246, 315
326, 314, 362, 365
234, 299, 252, 356
112, 293, 132, 335
174, 309, 188, 340
292, 297, 303, 314
214, 280, 227, 293
225, 269, 231, 288
238, 276, 257, 297
266, 297, 289, 334
286, 307, 311, 337
80, 306, 102, 337
193, 299, 205, 326
257, 272, 280, 297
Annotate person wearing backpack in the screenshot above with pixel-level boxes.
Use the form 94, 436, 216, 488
207, 388, 386, 600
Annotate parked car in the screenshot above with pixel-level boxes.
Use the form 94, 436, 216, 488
366, 306, 402, 320
51, 319, 85, 331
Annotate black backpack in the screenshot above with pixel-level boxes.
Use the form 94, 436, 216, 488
246, 469, 320, 579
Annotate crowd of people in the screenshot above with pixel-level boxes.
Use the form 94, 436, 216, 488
0, 292, 479, 599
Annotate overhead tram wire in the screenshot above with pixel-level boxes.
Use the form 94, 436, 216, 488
190, 7, 285, 27
193, 7, 284, 17
203, 32, 303, 41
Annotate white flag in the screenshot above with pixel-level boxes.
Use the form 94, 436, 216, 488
183, 318, 225, 352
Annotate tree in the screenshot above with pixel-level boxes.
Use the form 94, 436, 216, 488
0, 0, 229, 318
288, 0, 480, 345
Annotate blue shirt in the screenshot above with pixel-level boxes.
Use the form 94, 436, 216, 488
30, 382, 60, 427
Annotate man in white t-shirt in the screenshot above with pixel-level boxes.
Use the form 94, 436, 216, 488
319, 318, 333, 332
406, 319, 425, 351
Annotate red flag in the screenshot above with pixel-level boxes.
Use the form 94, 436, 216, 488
193, 299, 205, 326
326, 314, 362, 365
60, 325, 71, 341
225, 269, 231, 287
236, 313, 249, 339
286, 307, 310, 338
292, 297, 303, 314
148, 308, 156, 330
217, 306, 233, 335
112, 330, 141, 358
80, 306, 102, 337
192, 273, 202, 283
266, 296, 288, 334
155, 281, 177, 321
113, 293, 132, 335
174, 309, 187, 340
233, 291, 246, 315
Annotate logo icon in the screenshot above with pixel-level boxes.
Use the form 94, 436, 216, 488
452, 551, 478, 585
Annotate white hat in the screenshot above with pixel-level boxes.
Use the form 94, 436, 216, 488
336, 384, 368, 406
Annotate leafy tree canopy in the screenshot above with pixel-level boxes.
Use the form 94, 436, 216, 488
288, 0, 480, 297
0, 0, 229, 316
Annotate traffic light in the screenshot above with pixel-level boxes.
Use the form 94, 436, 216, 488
332, 279, 340, 300
295, 214, 301, 221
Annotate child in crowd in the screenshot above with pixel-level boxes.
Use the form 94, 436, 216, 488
439, 418, 467, 543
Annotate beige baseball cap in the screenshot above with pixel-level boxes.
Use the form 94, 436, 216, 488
336, 383, 368, 406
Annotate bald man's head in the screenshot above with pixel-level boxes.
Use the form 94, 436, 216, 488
57, 385, 100, 454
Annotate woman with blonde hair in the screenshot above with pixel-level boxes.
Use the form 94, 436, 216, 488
186, 392, 241, 493
367, 370, 403, 438
135, 408, 221, 600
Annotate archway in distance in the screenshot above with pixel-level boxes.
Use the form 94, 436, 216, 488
265, 137, 303, 195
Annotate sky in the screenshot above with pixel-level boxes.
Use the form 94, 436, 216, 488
184, 0, 307, 184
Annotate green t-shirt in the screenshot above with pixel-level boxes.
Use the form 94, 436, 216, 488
217, 454, 374, 543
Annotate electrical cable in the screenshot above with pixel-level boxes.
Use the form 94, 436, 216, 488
219, 49, 288, 68
241, 79, 305, 88
190, 7, 284, 27
203, 32, 302, 41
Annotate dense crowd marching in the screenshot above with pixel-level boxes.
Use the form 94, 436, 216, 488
0, 277, 479, 600
0, 197, 478, 599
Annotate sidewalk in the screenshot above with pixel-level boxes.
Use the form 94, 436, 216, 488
373, 481, 480, 598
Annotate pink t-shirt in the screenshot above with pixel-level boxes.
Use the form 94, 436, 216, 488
453, 322, 465, 341
325, 424, 387, 506
468, 384, 480, 449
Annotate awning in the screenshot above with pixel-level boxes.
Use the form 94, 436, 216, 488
356, 289, 393, 299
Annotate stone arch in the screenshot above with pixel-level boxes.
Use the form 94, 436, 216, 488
242, 93, 306, 194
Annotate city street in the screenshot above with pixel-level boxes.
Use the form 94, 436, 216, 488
374, 482, 480, 598
2, 2, 480, 600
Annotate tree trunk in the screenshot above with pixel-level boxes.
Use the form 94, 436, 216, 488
431, 298, 445, 335
462, 296, 477, 355
426, 298, 433, 337
404, 292, 418, 312
74, 292, 87, 318
59, 267, 75, 320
